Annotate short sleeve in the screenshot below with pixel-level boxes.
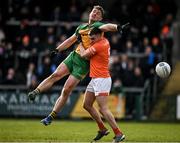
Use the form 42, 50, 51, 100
75, 24, 88, 36
75, 25, 81, 36
92, 42, 101, 53
93, 22, 105, 28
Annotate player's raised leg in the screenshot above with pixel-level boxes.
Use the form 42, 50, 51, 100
41, 75, 80, 125
53, 75, 80, 112
28, 62, 70, 101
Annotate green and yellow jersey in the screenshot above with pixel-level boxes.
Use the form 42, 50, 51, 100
63, 21, 105, 80
75, 21, 104, 54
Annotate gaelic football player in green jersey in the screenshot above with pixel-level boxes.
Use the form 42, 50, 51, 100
28, 5, 129, 141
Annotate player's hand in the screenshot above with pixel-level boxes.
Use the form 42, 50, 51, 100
50, 49, 59, 58
117, 22, 130, 35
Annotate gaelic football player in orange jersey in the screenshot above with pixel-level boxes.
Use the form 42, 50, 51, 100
79, 27, 125, 143
28, 4, 129, 128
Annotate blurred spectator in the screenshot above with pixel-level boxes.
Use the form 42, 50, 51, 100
17, 35, 31, 73
32, 36, 43, 52
160, 13, 174, 64
140, 37, 150, 53
2, 42, 15, 74
133, 66, 144, 87
44, 27, 56, 50
111, 79, 124, 95
29, 48, 38, 66
19, 5, 30, 20
68, 5, 80, 21
0, 67, 2, 84
0, 37, 5, 56
32, 6, 42, 21
3, 68, 17, 84
151, 36, 162, 54
81, 7, 91, 22
143, 2, 159, 37
0, 28, 5, 45
140, 46, 156, 79
26, 63, 38, 88
110, 34, 122, 53
110, 55, 121, 81
119, 54, 128, 80
122, 59, 135, 87
38, 56, 53, 81
52, 6, 61, 21
125, 39, 135, 54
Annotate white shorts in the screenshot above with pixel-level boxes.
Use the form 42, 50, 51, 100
86, 77, 112, 96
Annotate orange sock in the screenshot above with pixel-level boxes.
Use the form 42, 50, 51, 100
113, 128, 122, 136
97, 121, 107, 131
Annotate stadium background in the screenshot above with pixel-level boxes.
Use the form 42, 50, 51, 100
0, 0, 180, 121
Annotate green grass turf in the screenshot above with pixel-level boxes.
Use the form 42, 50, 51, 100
0, 119, 180, 142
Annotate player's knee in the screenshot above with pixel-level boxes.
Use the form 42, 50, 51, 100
99, 107, 108, 115
62, 86, 72, 96
99, 108, 103, 115
49, 72, 61, 81
83, 103, 91, 111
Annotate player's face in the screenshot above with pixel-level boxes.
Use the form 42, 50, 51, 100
89, 8, 102, 22
89, 34, 99, 44
89, 35, 96, 41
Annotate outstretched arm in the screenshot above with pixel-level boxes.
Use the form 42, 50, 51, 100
56, 34, 77, 52
99, 23, 118, 32
99, 22, 130, 33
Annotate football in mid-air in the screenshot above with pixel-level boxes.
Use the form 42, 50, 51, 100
155, 62, 171, 78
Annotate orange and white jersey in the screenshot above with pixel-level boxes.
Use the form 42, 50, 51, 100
89, 37, 110, 78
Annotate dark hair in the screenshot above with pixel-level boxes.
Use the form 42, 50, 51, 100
89, 27, 102, 36
93, 5, 104, 18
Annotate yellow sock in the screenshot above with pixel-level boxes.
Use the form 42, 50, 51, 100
49, 111, 57, 119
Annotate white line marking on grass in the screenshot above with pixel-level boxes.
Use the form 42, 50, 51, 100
0, 142, 180, 143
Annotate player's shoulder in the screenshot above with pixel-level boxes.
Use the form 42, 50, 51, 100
94, 21, 105, 25
91, 21, 105, 28
101, 37, 109, 44
93, 38, 106, 48
101, 38, 110, 48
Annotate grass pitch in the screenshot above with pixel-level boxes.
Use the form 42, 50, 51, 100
0, 119, 180, 142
